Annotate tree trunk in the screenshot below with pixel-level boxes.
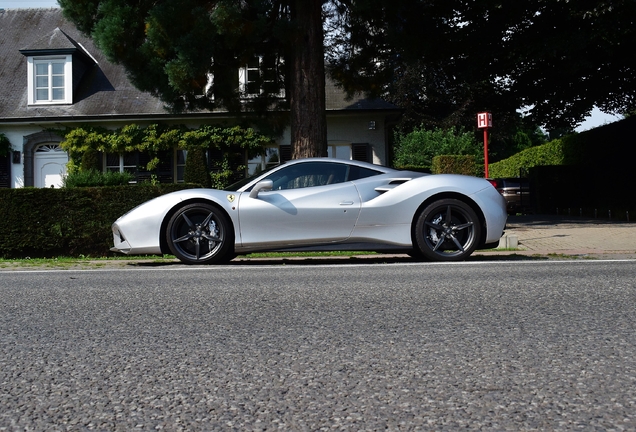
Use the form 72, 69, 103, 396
290, 0, 327, 159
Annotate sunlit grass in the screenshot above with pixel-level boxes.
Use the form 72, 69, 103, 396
0, 251, 379, 268
0, 255, 174, 268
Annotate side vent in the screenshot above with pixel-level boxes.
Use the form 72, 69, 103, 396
374, 178, 412, 193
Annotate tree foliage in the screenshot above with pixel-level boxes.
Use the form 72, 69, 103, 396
393, 127, 482, 171
58, 124, 271, 183
58, 0, 635, 160
58, 0, 326, 158
431, 155, 478, 176
328, 0, 636, 132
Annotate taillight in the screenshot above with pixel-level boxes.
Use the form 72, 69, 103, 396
487, 179, 499, 188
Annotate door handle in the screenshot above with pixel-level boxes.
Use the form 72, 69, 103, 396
339, 201, 355, 205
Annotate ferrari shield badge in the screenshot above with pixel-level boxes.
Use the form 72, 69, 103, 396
227, 194, 236, 203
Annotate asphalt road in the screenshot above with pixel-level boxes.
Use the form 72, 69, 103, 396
1, 261, 635, 430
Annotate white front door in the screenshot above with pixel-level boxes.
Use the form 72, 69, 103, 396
34, 144, 68, 188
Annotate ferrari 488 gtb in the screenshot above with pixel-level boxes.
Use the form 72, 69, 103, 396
111, 158, 507, 264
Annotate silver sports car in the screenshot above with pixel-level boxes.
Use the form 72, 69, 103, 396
111, 158, 507, 263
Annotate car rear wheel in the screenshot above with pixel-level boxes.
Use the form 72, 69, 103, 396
166, 203, 233, 264
414, 199, 481, 261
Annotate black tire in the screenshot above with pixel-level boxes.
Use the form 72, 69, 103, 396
414, 199, 481, 261
166, 203, 233, 264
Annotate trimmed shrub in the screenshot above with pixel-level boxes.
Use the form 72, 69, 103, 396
0, 184, 200, 258
63, 170, 135, 187
80, 148, 102, 172
393, 126, 482, 171
488, 139, 572, 178
183, 146, 211, 187
431, 155, 478, 176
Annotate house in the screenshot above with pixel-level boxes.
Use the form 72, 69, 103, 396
0, 8, 400, 188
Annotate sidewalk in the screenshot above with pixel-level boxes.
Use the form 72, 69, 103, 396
475, 215, 636, 260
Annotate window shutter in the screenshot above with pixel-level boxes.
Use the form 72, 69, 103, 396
352, 143, 369, 162
280, 145, 292, 163
135, 152, 151, 182
0, 155, 9, 188
137, 152, 151, 168
155, 150, 174, 182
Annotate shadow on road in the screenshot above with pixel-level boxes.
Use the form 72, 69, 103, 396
131, 253, 550, 268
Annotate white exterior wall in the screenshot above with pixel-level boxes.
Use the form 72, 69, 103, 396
1, 112, 392, 188
277, 112, 389, 165
325, 113, 388, 165
3, 125, 41, 188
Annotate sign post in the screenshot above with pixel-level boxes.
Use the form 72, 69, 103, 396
477, 112, 492, 178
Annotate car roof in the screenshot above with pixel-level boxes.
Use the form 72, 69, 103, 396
283, 157, 396, 173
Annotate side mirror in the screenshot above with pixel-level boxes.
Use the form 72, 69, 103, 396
249, 179, 273, 198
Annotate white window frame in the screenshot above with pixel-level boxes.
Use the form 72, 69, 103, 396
27, 55, 73, 105
104, 150, 184, 183
104, 153, 137, 174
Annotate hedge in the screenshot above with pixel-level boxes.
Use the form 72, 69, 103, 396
0, 184, 200, 259
431, 155, 478, 176
489, 116, 636, 178
488, 138, 573, 178
487, 116, 636, 217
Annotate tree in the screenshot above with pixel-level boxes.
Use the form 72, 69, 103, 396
59, 0, 327, 158
59, 1, 634, 160
328, 0, 636, 132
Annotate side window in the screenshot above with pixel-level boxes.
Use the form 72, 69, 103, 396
348, 165, 382, 181
265, 162, 348, 190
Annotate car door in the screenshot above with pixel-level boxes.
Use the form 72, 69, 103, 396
236, 162, 361, 248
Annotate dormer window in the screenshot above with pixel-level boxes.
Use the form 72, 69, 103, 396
28, 56, 72, 105
20, 27, 96, 107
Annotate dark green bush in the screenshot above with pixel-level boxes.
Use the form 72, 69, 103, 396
63, 170, 135, 187
183, 146, 211, 187
0, 184, 200, 258
391, 165, 431, 174
489, 116, 636, 178
488, 139, 572, 178
80, 148, 101, 171
431, 155, 478, 176
488, 116, 636, 217
393, 127, 482, 171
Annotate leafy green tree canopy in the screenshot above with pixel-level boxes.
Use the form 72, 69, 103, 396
59, 0, 327, 158
329, 0, 636, 131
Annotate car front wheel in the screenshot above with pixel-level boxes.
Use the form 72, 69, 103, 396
414, 199, 481, 261
166, 203, 233, 264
